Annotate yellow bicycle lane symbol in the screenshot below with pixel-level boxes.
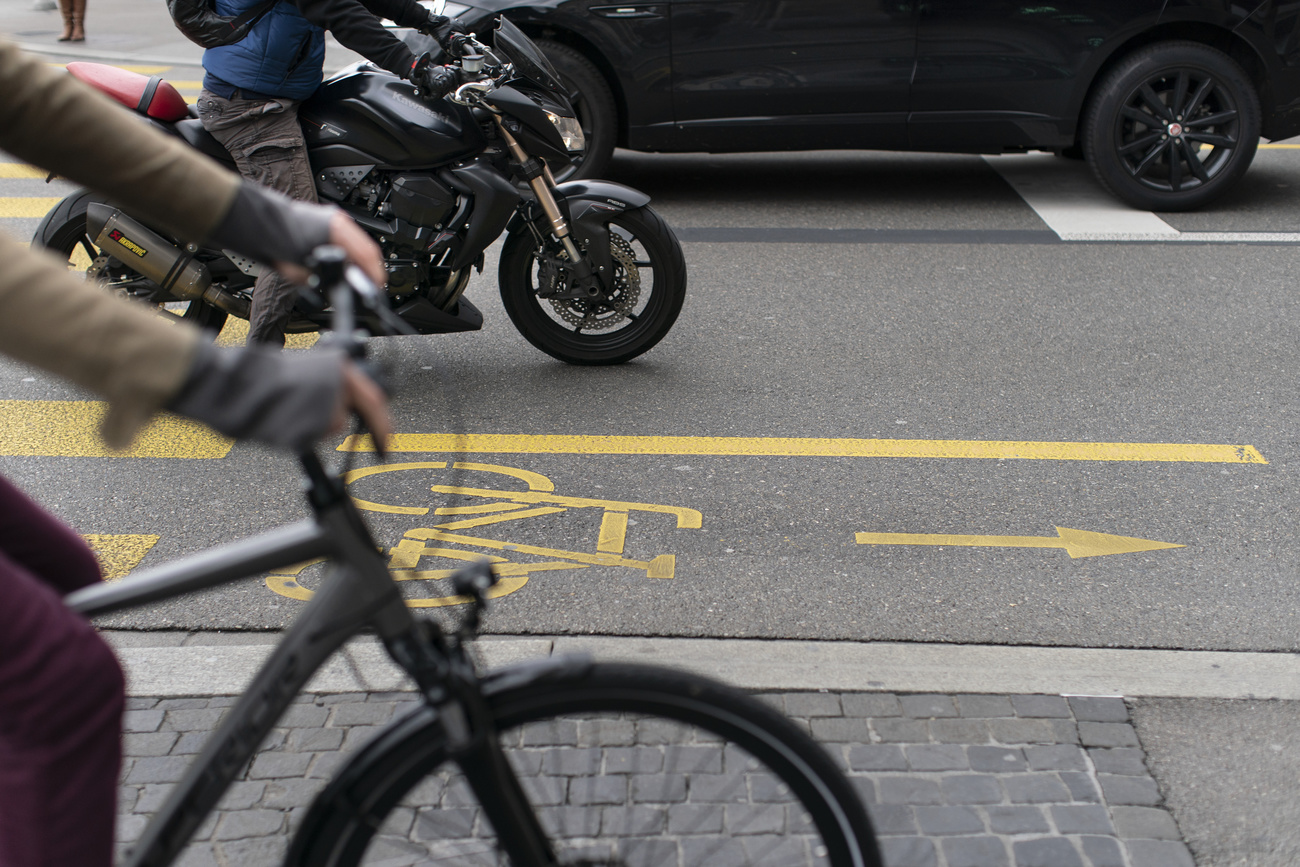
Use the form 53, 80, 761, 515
266, 461, 702, 607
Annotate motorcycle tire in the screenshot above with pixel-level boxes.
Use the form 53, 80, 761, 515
498, 204, 686, 365
33, 190, 230, 334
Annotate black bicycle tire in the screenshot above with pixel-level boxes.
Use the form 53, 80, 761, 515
290, 661, 882, 867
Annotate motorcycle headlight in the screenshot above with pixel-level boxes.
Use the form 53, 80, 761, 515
547, 112, 585, 152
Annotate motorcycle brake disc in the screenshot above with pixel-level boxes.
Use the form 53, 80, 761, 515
549, 232, 640, 331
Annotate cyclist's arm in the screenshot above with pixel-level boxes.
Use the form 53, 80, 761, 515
0, 39, 384, 284
0, 234, 389, 451
0, 38, 239, 244
0, 231, 201, 447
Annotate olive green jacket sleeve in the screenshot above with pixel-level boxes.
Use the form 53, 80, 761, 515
0, 39, 240, 241
0, 39, 244, 447
0, 234, 199, 448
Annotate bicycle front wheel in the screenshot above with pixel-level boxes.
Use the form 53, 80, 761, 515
295, 662, 881, 867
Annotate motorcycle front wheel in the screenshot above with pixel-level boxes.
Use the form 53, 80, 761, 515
33, 190, 230, 333
499, 205, 686, 365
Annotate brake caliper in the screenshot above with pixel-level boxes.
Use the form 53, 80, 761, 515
546, 233, 640, 331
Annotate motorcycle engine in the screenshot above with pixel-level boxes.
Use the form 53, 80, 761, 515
343, 172, 463, 299
383, 175, 456, 227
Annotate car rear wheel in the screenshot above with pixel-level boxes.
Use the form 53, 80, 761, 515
1083, 41, 1260, 211
535, 39, 617, 181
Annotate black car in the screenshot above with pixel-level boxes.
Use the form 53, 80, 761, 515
411, 0, 1300, 211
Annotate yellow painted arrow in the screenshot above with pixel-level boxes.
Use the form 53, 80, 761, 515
855, 527, 1184, 559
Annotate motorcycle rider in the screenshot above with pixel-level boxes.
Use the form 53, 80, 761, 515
196, 0, 465, 346
0, 38, 392, 867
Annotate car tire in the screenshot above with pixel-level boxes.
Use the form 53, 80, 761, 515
1083, 41, 1260, 211
535, 39, 617, 181
1086, 42, 1258, 211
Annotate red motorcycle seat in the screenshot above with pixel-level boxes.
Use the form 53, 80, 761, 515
66, 62, 190, 122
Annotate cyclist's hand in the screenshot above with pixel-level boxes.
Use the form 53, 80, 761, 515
275, 212, 385, 288
330, 360, 392, 455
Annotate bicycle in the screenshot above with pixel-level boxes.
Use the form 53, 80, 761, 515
66, 250, 883, 867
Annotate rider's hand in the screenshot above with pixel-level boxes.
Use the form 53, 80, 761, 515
407, 53, 459, 100
420, 13, 467, 53
329, 360, 392, 455
274, 212, 385, 288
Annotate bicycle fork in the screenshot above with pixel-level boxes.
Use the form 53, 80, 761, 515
385, 616, 560, 867
455, 713, 561, 867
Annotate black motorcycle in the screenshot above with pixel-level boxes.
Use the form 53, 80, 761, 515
35, 19, 686, 365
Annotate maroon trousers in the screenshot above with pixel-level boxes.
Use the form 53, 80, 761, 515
0, 475, 123, 867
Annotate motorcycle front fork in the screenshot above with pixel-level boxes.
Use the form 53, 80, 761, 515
493, 119, 585, 266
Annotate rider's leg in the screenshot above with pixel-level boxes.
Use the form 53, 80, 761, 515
0, 476, 123, 867
196, 92, 319, 348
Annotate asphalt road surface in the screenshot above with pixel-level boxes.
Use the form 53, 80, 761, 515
4, 20, 1300, 861
3, 101, 1299, 650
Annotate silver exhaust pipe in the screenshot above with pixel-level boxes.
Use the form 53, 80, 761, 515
85, 204, 250, 318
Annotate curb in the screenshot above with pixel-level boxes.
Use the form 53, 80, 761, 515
103, 633, 1300, 699
14, 41, 202, 66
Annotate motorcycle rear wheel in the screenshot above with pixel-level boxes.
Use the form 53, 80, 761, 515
498, 205, 686, 365
33, 190, 230, 333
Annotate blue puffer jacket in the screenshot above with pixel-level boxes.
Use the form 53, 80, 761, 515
203, 0, 326, 100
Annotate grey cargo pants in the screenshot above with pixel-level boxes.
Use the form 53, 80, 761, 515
197, 90, 318, 347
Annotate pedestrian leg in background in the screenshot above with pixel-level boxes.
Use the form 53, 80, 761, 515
69, 0, 85, 41
196, 92, 319, 347
0, 475, 122, 867
56, 0, 73, 41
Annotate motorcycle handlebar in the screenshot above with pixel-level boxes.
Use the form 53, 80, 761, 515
418, 64, 460, 101
447, 33, 473, 58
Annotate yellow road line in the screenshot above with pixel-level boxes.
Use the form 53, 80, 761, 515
0, 197, 61, 218
215, 316, 319, 348
0, 401, 232, 458
340, 433, 1266, 464
1259, 144, 1300, 149
0, 164, 46, 178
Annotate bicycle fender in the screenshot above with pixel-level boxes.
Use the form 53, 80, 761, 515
479, 652, 595, 696
285, 700, 448, 867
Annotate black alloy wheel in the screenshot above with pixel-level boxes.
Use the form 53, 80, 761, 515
535, 40, 617, 181
498, 204, 686, 365
1083, 41, 1260, 211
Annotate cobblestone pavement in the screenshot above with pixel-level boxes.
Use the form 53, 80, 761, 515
117, 690, 1193, 867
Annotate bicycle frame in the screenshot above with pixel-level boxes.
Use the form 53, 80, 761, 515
64, 455, 404, 865
60, 254, 570, 867
67, 450, 566, 867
